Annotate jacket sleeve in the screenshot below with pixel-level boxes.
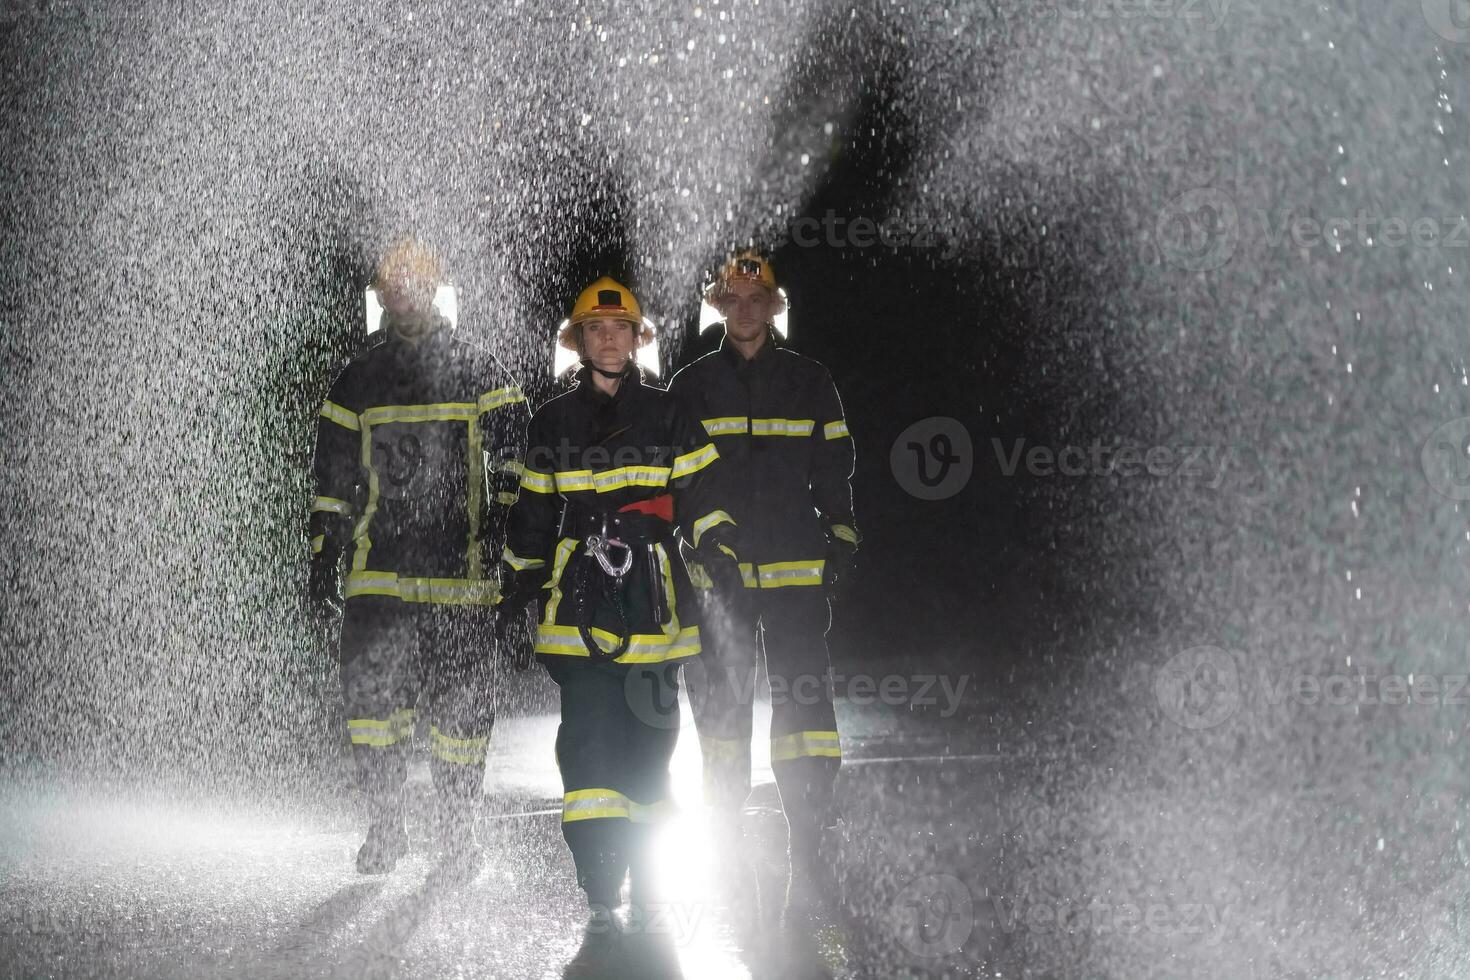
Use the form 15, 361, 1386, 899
474, 362, 531, 577
668, 394, 737, 554
811, 368, 858, 544
309, 369, 363, 584
501, 407, 560, 574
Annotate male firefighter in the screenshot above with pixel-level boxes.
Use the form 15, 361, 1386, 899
496, 277, 742, 940
306, 238, 528, 876
669, 251, 859, 918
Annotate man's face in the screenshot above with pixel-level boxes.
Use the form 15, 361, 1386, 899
580, 317, 638, 374
716, 280, 777, 343
376, 272, 439, 323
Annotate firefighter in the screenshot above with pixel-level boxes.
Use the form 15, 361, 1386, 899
306, 238, 529, 877
669, 251, 859, 917
496, 276, 742, 935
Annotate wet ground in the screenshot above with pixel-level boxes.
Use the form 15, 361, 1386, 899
0, 667, 1056, 980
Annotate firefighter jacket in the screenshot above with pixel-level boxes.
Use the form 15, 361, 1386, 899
667, 331, 858, 589
309, 319, 529, 606
502, 363, 730, 664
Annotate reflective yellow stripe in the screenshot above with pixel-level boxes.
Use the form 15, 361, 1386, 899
501, 546, 547, 571
348, 709, 414, 747
500, 460, 525, 478
360, 403, 477, 425
562, 788, 673, 824
320, 400, 360, 431
312, 495, 351, 515
554, 466, 671, 493
755, 560, 825, 588
687, 561, 712, 589
823, 419, 850, 440
353, 421, 378, 572
771, 730, 842, 762
701, 417, 749, 437
691, 510, 736, 549
671, 443, 719, 480
543, 537, 579, 624
477, 386, 526, 413
466, 405, 485, 579
495, 491, 519, 506
429, 725, 488, 766
519, 468, 556, 494
750, 418, 815, 437
830, 524, 859, 545
344, 571, 500, 605
534, 624, 701, 663
310, 535, 324, 554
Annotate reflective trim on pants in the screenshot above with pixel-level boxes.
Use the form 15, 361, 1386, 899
770, 729, 842, 762
561, 788, 673, 824
347, 707, 416, 747
428, 725, 489, 766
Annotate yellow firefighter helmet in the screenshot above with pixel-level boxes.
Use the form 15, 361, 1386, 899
703, 250, 787, 314
372, 237, 443, 295
558, 276, 655, 352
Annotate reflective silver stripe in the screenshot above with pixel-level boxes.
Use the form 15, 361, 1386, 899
691, 510, 736, 548
823, 419, 850, 440
535, 624, 701, 663
312, 496, 351, 515
671, 443, 719, 480
477, 386, 526, 413
429, 725, 488, 765
343, 573, 499, 605
750, 418, 815, 437
756, 561, 825, 587
320, 400, 360, 431
501, 546, 547, 571
520, 468, 556, 494
554, 466, 671, 493
562, 789, 671, 823
360, 403, 476, 425
701, 417, 749, 436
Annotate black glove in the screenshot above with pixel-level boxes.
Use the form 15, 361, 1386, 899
822, 524, 859, 602
697, 532, 746, 598
495, 566, 547, 670
306, 559, 343, 659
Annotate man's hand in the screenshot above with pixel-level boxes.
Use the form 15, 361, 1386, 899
822, 524, 860, 602
697, 531, 747, 598
495, 566, 547, 670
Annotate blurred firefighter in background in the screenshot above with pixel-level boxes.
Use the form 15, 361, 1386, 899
495, 277, 742, 948
670, 251, 859, 923
306, 237, 529, 878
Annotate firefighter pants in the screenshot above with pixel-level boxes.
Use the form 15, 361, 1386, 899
686, 586, 841, 854
339, 597, 495, 834
545, 657, 681, 907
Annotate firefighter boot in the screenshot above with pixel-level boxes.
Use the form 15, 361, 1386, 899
427, 792, 484, 888
356, 795, 409, 876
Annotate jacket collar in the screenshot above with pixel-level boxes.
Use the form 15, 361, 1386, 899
573, 361, 642, 404
718, 327, 779, 369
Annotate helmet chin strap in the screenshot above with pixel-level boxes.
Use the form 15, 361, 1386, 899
582, 358, 634, 380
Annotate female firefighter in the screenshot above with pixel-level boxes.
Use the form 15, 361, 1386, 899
496, 277, 743, 929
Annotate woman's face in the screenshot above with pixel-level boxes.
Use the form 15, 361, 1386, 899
580, 317, 638, 373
